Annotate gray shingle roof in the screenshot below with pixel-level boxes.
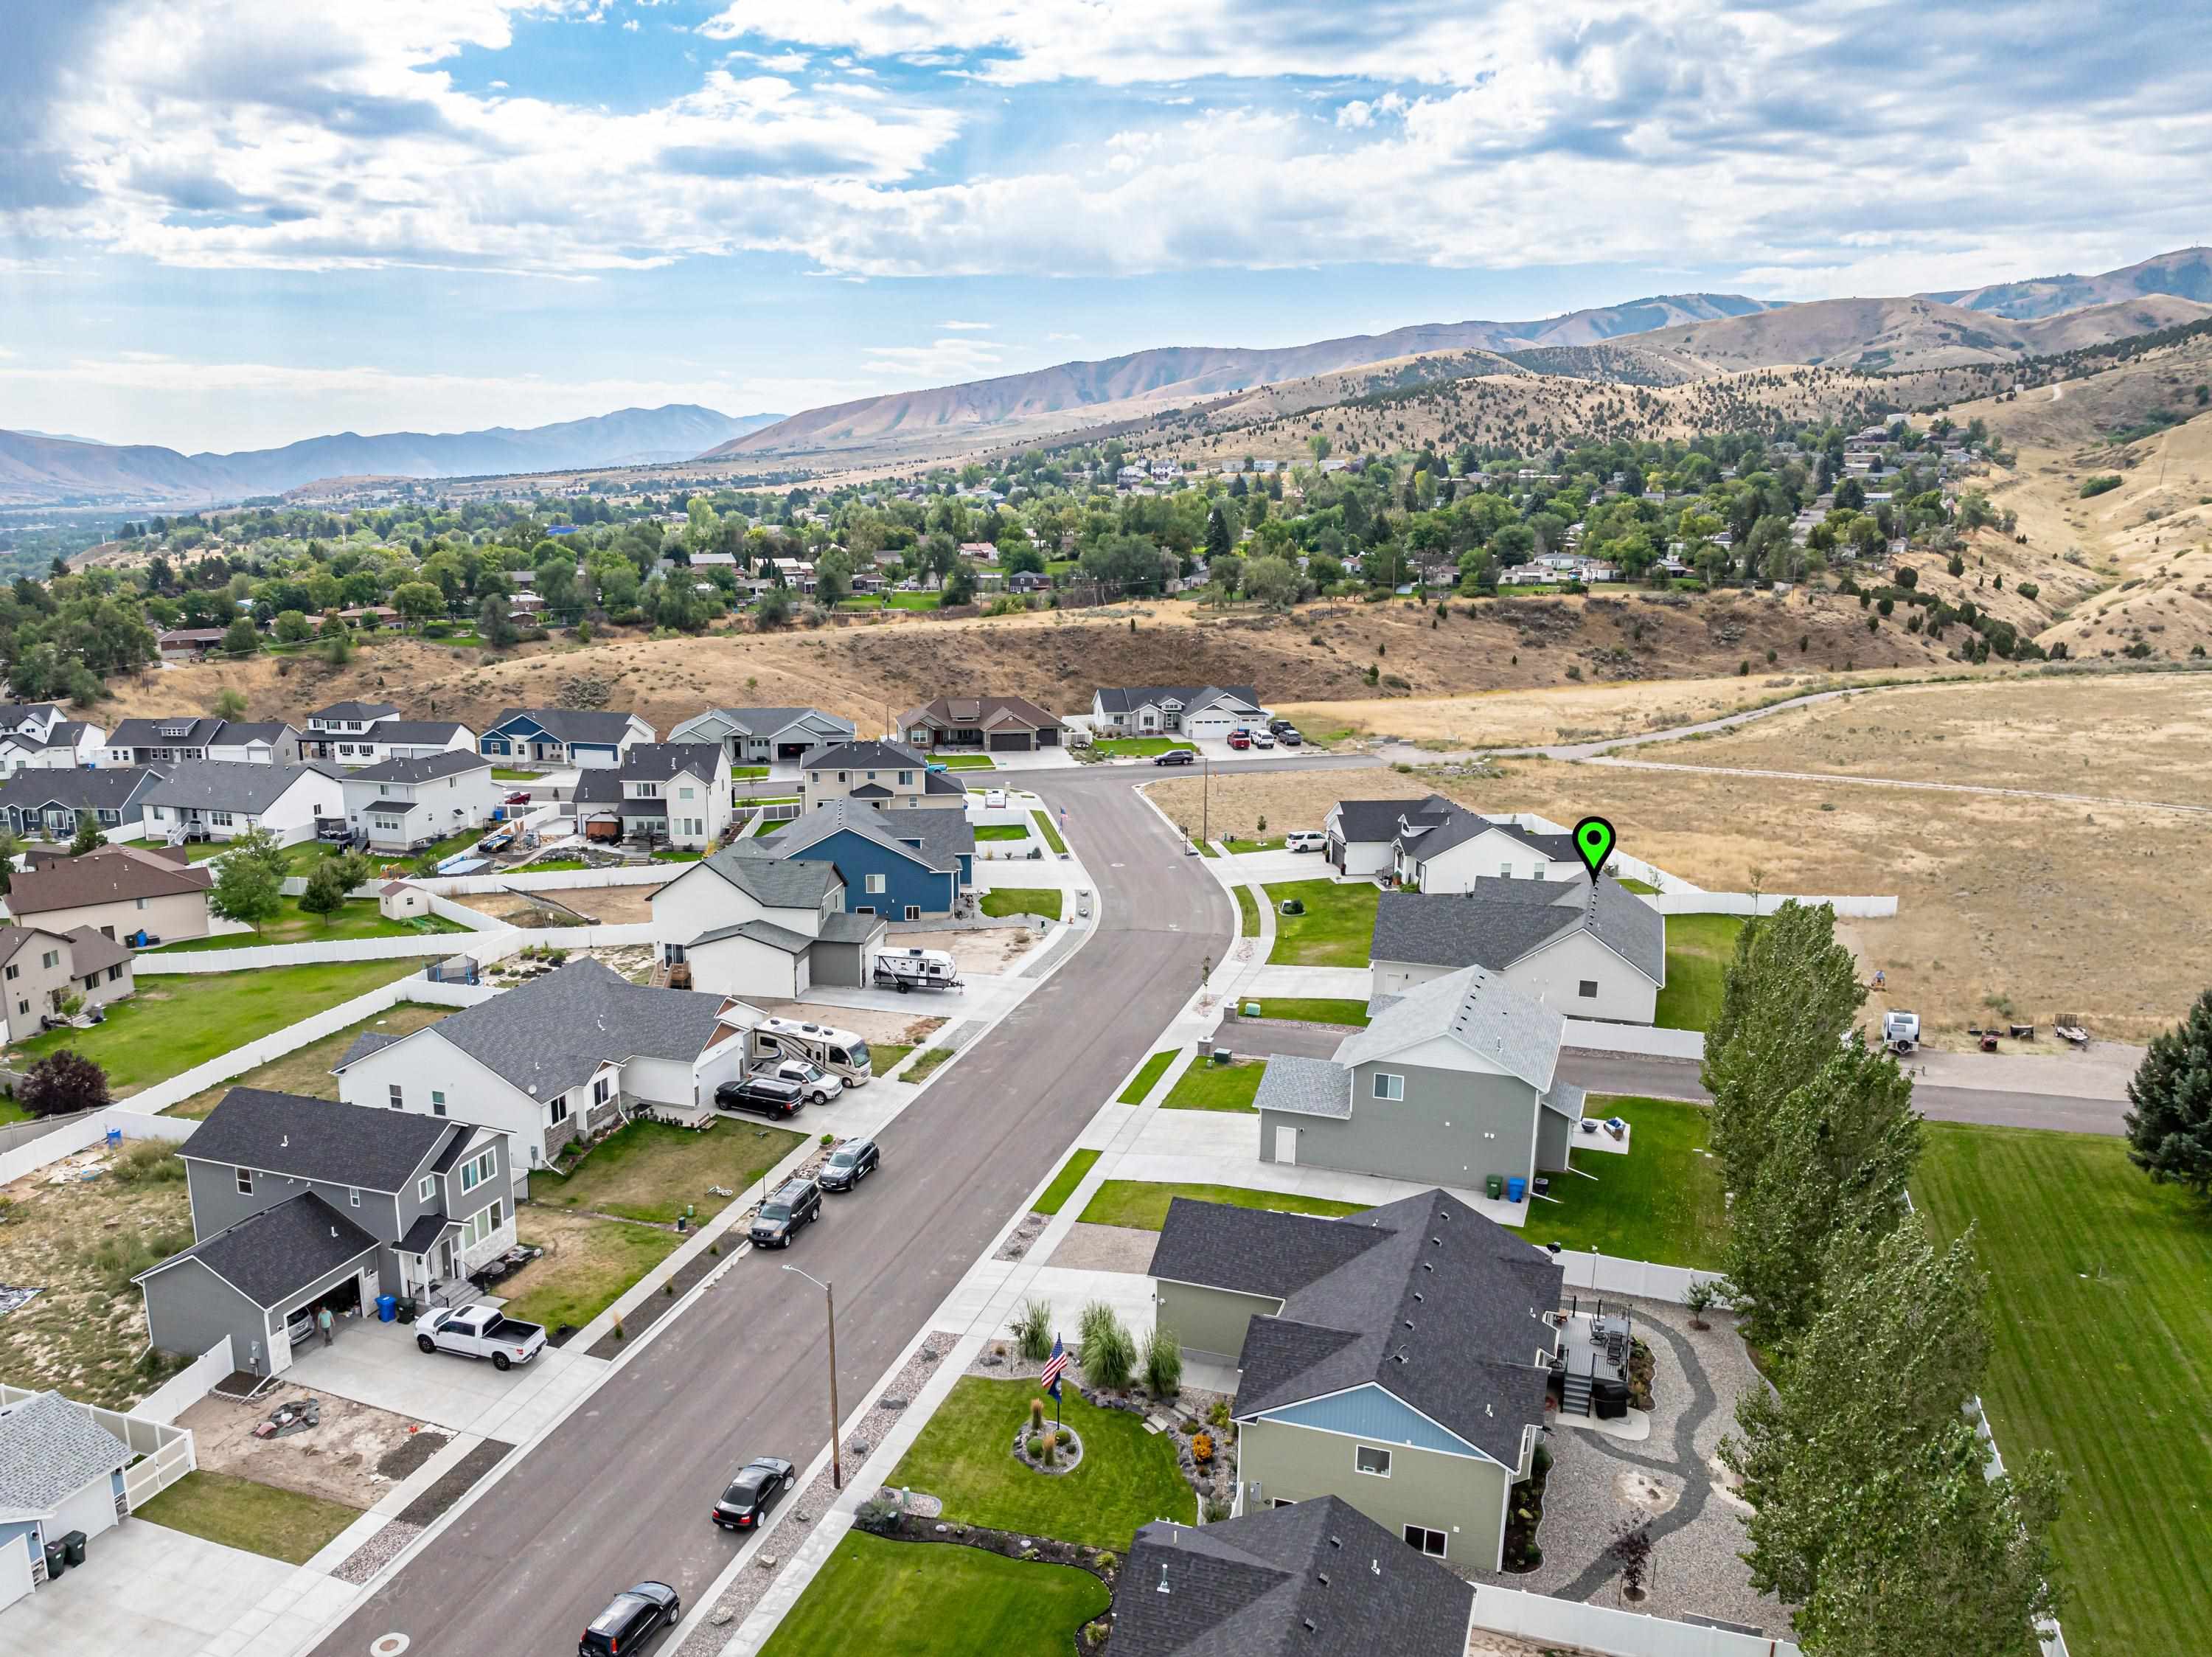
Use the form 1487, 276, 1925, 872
1253, 1056, 1352, 1119
1113, 1498, 1472, 1657
1329, 795, 1453, 844
313, 701, 400, 721
691, 844, 844, 909
816, 910, 884, 943
765, 799, 973, 872
0, 767, 164, 816
0, 1392, 133, 1515
181, 1087, 460, 1193
217, 722, 297, 746
1399, 811, 1579, 866
395, 1212, 462, 1255
802, 740, 930, 772
1093, 685, 1262, 717
355, 720, 474, 745
487, 707, 645, 746
141, 1192, 380, 1308
694, 918, 814, 954
1332, 964, 1562, 1091
338, 1029, 405, 1069
139, 760, 338, 814
1371, 877, 1664, 987
672, 706, 852, 741
617, 743, 720, 783
344, 750, 488, 785
109, 715, 224, 748
1150, 1198, 1387, 1299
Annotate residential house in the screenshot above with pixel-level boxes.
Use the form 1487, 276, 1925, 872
134, 1089, 515, 1378
335, 605, 403, 631
897, 695, 1065, 753
652, 844, 887, 999
103, 716, 226, 767
0, 1392, 134, 1613
1369, 879, 1664, 1024
478, 707, 655, 769
1324, 796, 1455, 879
337, 751, 500, 852
667, 706, 857, 767
0, 924, 136, 1042
758, 799, 974, 921
571, 743, 732, 850
0, 768, 165, 841
332, 959, 759, 1184
1090, 685, 1267, 741
1391, 813, 1585, 892
798, 741, 967, 813
156, 627, 227, 661
318, 721, 478, 767
1149, 1187, 1562, 1569
138, 762, 344, 847
206, 722, 303, 766
302, 700, 400, 760
957, 541, 998, 563
1252, 963, 1581, 1192
4, 844, 214, 944
1114, 1498, 1473, 1654
0, 720, 105, 776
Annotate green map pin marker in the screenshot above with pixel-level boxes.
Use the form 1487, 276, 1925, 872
1572, 816, 1615, 883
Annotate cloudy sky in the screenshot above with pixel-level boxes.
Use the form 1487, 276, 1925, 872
2, 0, 2207, 452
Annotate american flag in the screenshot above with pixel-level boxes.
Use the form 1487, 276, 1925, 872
1040, 1335, 1068, 1400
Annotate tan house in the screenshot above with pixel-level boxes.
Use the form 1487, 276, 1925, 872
5, 844, 215, 945
0, 925, 137, 1043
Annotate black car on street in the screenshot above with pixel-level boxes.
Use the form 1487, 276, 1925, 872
712, 1456, 797, 1531
580, 1581, 681, 1656
749, 1178, 822, 1248
1151, 748, 1197, 765
818, 1138, 880, 1191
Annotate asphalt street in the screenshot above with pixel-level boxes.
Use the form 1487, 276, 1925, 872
309, 768, 1231, 1657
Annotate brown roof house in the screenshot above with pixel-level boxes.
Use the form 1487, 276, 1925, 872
4, 844, 215, 945
896, 695, 1065, 752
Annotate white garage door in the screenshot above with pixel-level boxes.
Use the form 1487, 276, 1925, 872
51, 1476, 119, 1543
1187, 712, 1241, 739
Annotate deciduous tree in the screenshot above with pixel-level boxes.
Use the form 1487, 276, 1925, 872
18, 1049, 111, 1118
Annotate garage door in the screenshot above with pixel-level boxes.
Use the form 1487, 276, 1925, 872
1188, 714, 1237, 738
52, 1475, 119, 1544
987, 732, 1032, 751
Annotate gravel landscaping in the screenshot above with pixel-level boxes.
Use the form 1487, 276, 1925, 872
1043, 1222, 1158, 1273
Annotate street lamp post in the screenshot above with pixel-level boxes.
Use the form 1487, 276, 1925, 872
782, 1265, 843, 1490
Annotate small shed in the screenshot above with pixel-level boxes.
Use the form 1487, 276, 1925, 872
379, 880, 429, 921
0, 1390, 133, 1611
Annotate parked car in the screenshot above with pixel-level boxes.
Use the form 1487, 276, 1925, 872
579, 1582, 681, 1657
1152, 748, 1196, 766
1276, 728, 1303, 746
755, 1058, 841, 1105
715, 1076, 805, 1120
1267, 718, 1296, 734
749, 1178, 822, 1248
503, 790, 533, 806
416, 1304, 547, 1372
983, 788, 1009, 808
1285, 830, 1327, 852
1225, 730, 1252, 750
712, 1456, 797, 1530
1251, 731, 1276, 748
818, 1138, 880, 1191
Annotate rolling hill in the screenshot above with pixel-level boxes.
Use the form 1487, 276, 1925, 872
1927, 246, 2212, 321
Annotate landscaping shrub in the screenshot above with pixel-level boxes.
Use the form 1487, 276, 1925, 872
1142, 1324, 1183, 1400
1014, 1298, 1054, 1363
1192, 1432, 1214, 1465
17, 1049, 111, 1118
111, 1139, 184, 1185
855, 1493, 903, 1535
1079, 1301, 1136, 1390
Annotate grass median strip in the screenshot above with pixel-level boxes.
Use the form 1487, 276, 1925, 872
135, 1470, 361, 1565
1234, 884, 1260, 935
1031, 809, 1067, 853
1078, 1180, 1365, 1231
1116, 1049, 1178, 1104
1161, 1058, 1265, 1112
1033, 1148, 1101, 1215
1234, 998, 1371, 1026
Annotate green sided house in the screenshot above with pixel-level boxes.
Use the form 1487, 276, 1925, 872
1148, 1188, 1563, 1571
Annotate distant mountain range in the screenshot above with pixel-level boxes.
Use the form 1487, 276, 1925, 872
0, 405, 784, 507
1925, 246, 2212, 321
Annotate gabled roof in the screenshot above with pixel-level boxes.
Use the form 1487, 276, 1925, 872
1113, 1498, 1472, 1657
672, 706, 853, 741
1399, 812, 1579, 866
694, 918, 814, 954
1150, 1197, 1387, 1299
4, 844, 212, 915
1093, 685, 1262, 716
1331, 963, 1562, 1092
0, 923, 70, 972
1327, 794, 1454, 844
485, 707, 647, 746
0, 767, 164, 814
108, 715, 225, 748
139, 761, 338, 814
1371, 877, 1665, 987
343, 750, 488, 785
213, 722, 297, 747
310, 701, 400, 721
898, 695, 1062, 731
0, 1392, 133, 1515
181, 1087, 462, 1193
688, 843, 844, 909
762, 799, 973, 872
338, 1030, 404, 1066
1252, 1056, 1352, 1119
138, 1192, 380, 1308
351, 720, 475, 746
0, 701, 61, 732
802, 739, 930, 773
62, 926, 133, 979
616, 743, 720, 783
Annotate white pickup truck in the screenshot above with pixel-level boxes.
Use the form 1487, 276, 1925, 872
414, 1304, 547, 1371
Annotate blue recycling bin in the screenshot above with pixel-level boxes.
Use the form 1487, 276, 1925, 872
1506, 1176, 1527, 1204
376, 1293, 397, 1323
105, 1128, 123, 1148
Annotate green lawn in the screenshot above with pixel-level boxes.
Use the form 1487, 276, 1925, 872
1234, 885, 1260, 935
1034, 1148, 1101, 1215
1117, 1050, 1178, 1105
135, 1470, 361, 1565
153, 897, 466, 952
1618, 878, 1659, 894
731, 765, 771, 780
500, 1219, 681, 1333
1031, 810, 1066, 854
1221, 835, 1286, 853
527, 1117, 805, 1223
933, 754, 997, 770
0, 1095, 32, 1125
752, 814, 782, 836
175, 839, 341, 875
1194, 840, 1220, 858
1089, 737, 1194, 757
1534, 1095, 1728, 1268
760, 1533, 1107, 1657
10, 959, 422, 1094
492, 768, 539, 781
884, 591, 944, 611
872, 1043, 914, 1074
1236, 998, 1371, 1026
1161, 1059, 1265, 1113
653, 848, 703, 862
1654, 913, 1745, 1032
975, 824, 1032, 842
1079, 1181, 1365, 1231
889, 1376, 1196, 1549
1265, 879, 1380, 968
1915, 1122, 2212, 1657
981, 887, 1063, 921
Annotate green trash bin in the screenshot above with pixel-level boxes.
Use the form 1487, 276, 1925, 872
1485, 1174, 1504, 1201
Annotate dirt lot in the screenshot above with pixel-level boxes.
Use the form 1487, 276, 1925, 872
170, 1004, 452, 1117
1157, 757, 2204, 1042
755, 1004, 950, 1046
459, 883, 656, 925
896, 927, 1037, 976
178, 1389, 448, 1511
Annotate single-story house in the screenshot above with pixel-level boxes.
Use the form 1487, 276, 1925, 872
138, 761, 344, 847
3, 843, 213, 944
379, 880, 430, 920
897, 695, 1065, 752
336, 751, 500, 852
667, 706, 856, 766
1091, 685, 1267, 740
799, 740, 967, 813
0, 924, 137, 1042
1115, 1497, 1473, 1655
0, 768, 167, 842
333, 959, 761, 1181
1253, 963, 1582, 1195
1150, 1187, 1562, 1570
1393, 813, 1584, 892
319, 720, 478, 767
1324, 795, 1455, 879
572, 743, 733, 850
758, 799, 973, 921
652, 844, 886, 999
136, 1088, 515, 1377
1369, 878, 1664, 1024
156, 627, 227, 661
0, 1392, 133, 1612
479, 707, 655, 769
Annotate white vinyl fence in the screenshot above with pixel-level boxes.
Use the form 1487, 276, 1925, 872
133, 931, 487, 973
1562, 1020, 1706, 1061
1554, 1248, 1729, 1307
0, 1382, 197, 1510
132, 1336, 237, 1426
1469, 1585, 1801, 1657
1646, 892, 1899, 919
0, 1105, 195, 1187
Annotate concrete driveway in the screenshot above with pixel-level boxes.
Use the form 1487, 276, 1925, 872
0, 1518, 352, 1657
1215, 848, 1337, 882
282, 1315, 608, 1439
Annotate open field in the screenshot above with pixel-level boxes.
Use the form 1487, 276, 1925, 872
759, 1533, 1109, 1657
1541, 1097, 1728, 1268
527, 1118, 804, 1223
168, 1003, 452, 1117
1154, 751, 2206, 1040
1915, 1122, 2212, 1657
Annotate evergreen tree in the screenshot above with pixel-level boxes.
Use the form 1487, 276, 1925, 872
2124, 986, 2212, 1195
69, 813, 103, 856
297, 859, 349, 925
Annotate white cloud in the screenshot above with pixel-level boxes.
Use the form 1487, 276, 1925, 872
936, 319, 992, 330
858, 337, 1005, 381
1045, 331, 1081, 341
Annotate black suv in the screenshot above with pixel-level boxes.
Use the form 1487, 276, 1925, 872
818, 1138, 880, 1192
1151, 748, 1197, 765
579, 1581, 681, 1656
749, 1178, 821, 1248
715, 1076, 805, 1120
712, 1456, 797, 1531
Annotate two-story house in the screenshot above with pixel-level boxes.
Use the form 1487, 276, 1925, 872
572, 743, 732, 850
0, 720, 105, 775
0, 924, 136, 1041
1253, 963, 1582, 1195
797, 741, 968, 813
651, 844, 887, 998
336, 751, 500, 852
1091, 685, 1268, 741
4, 844, 215, 945
320, 721, 478, 767
0, 702, 66, 746
757, 799, 973, 920
104, 716, 226, 767
0, 768, 166, 842
139, 762, 344, 847
478, 707, 655, 769
301, 700, 400, 760
134, 1088, 515, 1378
1369, 879, 1665, 1024
667, 707, 856, 767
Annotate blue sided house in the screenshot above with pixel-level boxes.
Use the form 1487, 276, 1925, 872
478, 707, 655, 770
759, 799, 974, 920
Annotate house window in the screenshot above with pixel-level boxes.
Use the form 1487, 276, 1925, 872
1372, 1072, 1405, 1102
864, 874, 886, 894
1578, 979, 1599, 998
1356, 1445, 1392, 1477
4, 965, 15, 982
593, 1076, 611, 1106
389, 1084, 403, 1110
459, 1148, 495, 1192
431, 1090, 446, 1117
1403, 1525, 1447, 1558
107, 965, 123, 982
236, 1167, 254, 1194
418, 1175, 436, 1201
904, 905, 921, 921
678, 786, 695, 801
13, 999, 24, 1016
550, 1094, 569, 1125
464, 1201, 505, 1249
211, 811, 234, 827
135, 897, 149, 911
347, 1187, 361, 1208
40, 951, 58, 970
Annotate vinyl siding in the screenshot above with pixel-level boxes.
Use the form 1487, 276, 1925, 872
1238, 1416, 1511, 1570
1151, 1279, 1282, 1364
1259, 1057, 1543, 1189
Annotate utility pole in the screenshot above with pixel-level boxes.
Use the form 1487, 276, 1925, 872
1202, 752, 1211, 847
782, 1265, 843, 1489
